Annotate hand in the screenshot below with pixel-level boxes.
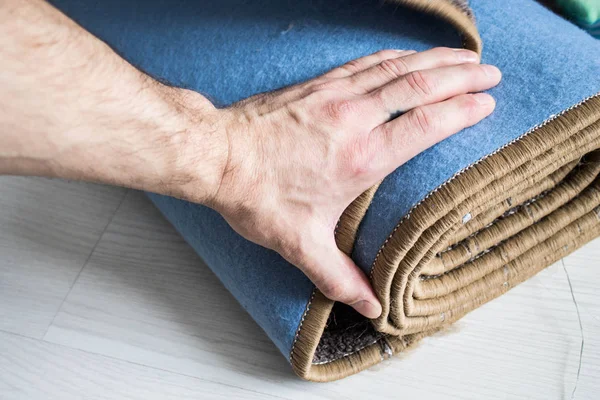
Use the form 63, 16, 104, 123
0, 0, 501, 319
205, 48, 502, 318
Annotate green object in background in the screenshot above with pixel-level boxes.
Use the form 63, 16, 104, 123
554, 0, 600, 37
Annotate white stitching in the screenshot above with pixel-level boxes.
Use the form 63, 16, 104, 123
289, 287, 318, 363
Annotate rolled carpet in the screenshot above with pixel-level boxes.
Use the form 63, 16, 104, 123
51, 0, 600, 381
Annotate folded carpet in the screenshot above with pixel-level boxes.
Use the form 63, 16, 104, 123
51, 0, 600, 381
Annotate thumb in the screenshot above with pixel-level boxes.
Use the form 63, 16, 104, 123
295, 235, 382, 319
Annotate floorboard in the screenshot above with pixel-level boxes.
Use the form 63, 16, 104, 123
1, 178, 599, 399
0, 177, 125, 338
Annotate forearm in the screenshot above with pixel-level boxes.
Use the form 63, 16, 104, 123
0, 0, 225, 203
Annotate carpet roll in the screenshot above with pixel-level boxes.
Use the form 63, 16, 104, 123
51, 0, 600, 381
294, 94, 600, 381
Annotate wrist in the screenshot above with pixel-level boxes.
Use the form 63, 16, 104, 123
146, 86, 229, 207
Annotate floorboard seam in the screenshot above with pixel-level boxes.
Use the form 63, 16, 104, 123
40, 189, 130, 339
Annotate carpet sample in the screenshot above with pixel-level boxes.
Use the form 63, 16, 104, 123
50, 0, 600, 381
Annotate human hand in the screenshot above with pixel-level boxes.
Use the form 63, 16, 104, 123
203, 48, 501, 318
0, 1, 500, 318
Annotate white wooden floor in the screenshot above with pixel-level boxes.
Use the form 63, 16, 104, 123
0, 176, 598, 400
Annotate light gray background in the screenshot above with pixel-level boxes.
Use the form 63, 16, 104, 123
0, 176, 598, 399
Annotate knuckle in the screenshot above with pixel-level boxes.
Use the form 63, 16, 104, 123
377, 58, 409, 79
460, 95, 481, 120
409, 107, 437, 136
368, 88, 386, 110
341, 59, 363, 74
377, 121, 395, 141
405, 70, 434, 97
322, 99, 356, 122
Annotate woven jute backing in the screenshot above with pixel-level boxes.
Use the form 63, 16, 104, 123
288, 0, 600, 381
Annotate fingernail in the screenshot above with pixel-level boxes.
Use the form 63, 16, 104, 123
394, 49, 417, 55
473, 93, 495, 106
352, 300, 382, 319
481, 64, 501, 79
456, 49, 479, 63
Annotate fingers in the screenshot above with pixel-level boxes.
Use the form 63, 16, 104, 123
368, 64, 501, 124
347, 47, 480, 93
324, 49, 417, 79
369, 93, 496, 177
295, 234, 382, 319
